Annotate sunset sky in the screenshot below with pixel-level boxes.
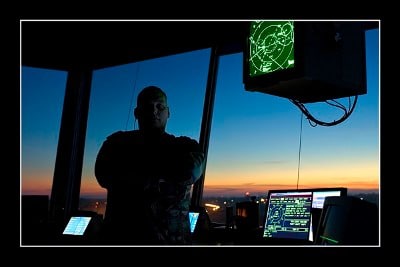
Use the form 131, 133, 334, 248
21, 21, 379, 199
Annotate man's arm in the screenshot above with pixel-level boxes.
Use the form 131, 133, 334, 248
187, 151, 205, 184
94, 131, 123, 189
164, 136, 205, 184
94, 140, 111, 189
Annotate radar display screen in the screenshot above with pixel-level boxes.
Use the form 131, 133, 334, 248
248, 21, 295, 78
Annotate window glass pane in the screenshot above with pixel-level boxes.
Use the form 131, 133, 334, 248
203, 28, 379, 225
80, 49, 210, 216
21, 26, 379, 232
21, 66, 67, 197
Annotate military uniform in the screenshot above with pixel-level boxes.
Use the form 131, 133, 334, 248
95, 130, 204, 245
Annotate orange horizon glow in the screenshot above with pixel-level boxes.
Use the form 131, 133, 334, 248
21, 173, 379, 198
22, 159, 379, 198
21, 183, 379, 198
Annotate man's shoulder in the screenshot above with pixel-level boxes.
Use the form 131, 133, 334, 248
176, 135, 197, 143
166, 133, 198, 144
106, 130, 138, 141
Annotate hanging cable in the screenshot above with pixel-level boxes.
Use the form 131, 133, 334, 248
296, 112, 303, 190
289, 95, 358, 127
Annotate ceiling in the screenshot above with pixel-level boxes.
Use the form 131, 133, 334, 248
21, 20, 378, 72
21, 20, 249, 71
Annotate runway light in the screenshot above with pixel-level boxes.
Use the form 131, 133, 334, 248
205, 203, 221, 211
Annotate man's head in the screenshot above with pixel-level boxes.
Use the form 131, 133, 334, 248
134, 86, 170, 133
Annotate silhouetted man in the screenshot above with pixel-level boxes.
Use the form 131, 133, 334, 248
95, 86, 205, 245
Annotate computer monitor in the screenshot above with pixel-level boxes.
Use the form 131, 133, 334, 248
188, 211, 200, 233
63, 216, 92, 236
308, 187, 347, 242
243, 21, 367, 103
262, 190, 313, 244
262, 187, 347, 244
315, 196, 378, 245
60, 211, 103, 245
189, 206, 212, 244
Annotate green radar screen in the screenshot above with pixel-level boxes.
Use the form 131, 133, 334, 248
249, 21, 295, 77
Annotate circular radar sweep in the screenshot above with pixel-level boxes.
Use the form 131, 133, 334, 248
249, 21, 295, 77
